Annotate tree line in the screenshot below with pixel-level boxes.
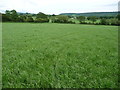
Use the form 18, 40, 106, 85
1, 10, 120, 26
2, 10, 49, 23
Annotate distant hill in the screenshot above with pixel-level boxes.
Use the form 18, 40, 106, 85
60, 12, 118, 17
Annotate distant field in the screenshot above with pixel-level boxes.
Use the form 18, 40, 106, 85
2, 23, 118, 88
60, 12, 118, 17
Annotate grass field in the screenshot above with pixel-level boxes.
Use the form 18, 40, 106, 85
2, 23, 118, 88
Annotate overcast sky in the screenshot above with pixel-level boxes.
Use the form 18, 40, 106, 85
0, 0, 119, 14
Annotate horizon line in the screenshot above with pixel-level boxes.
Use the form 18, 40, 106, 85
0, 10, 119, 15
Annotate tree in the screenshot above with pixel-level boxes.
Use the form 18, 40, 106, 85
87, 16, 97, 23
77, 16, 86, 23
36, 12, 47, 19
54, 15, 69, 23
110, 18, 118, 25
101, 19, 107, 25
117, 14, 120, 20
35, 18, 49, 23
5, 10, 11, 16
11, 10, 18, 21
52, 14, 56, 16
26, 16, 34, 22
35, 12, 49, 23
50, 16, 55, 23
0, 13, 1, 21
18, 15, 27, 22
2, 14, 11, 22
5, 10, 18, 22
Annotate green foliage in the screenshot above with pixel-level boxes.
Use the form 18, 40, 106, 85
110, 18, 119, 25
2, 14, 11, 22
35, 12, 49, 23
18, 15, 27, 22
3, 10, 49, 23
26, 16, 34, 22
101, 19, 107, 25
52, 14, 56, 16
5, 10, 18, 22
77, 16, 86, 23
51, 15, 74, 23
100, 16, 115, 19
36, 12, 47, 19
100, 18, 119, 26
87, 16, 97, 23
54, 15, 69, 23
116, 14, 120, 20
35, 18, 49, 23
1, 10, 119, 26
2, 23, 118, 88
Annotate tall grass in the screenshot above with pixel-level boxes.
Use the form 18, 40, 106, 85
2, 23, 118, 88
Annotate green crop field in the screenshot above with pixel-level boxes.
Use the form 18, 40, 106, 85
2, 23, 118, 88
